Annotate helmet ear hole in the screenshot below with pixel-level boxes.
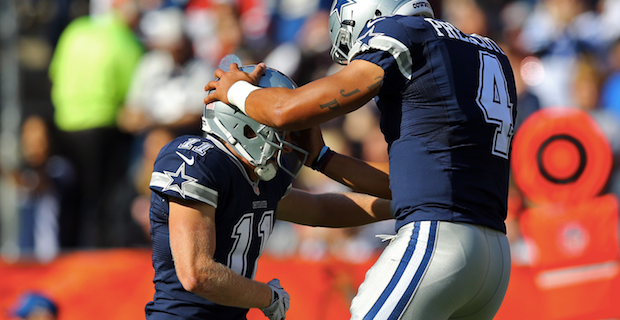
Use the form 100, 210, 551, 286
243, 125, 257, 139
375, 9, 381, 17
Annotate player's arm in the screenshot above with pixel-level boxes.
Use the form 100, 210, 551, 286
293, 126, 391, 199
321, 153, 391, 199
276, 188, 392, 227
204, 60, 384, 131
168, 197, 272, 308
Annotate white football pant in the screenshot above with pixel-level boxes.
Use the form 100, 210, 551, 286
350, 221, 511, 320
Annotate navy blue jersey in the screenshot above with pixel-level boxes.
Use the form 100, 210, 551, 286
145, 134, 292, 320
351, 16, 517, 233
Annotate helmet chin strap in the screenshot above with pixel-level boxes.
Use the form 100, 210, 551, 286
255, 162, 277, 181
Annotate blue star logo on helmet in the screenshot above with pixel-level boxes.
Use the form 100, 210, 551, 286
330, 0, 356, 23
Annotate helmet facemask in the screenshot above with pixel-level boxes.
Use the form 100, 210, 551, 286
238, 123, 308, 181
330, 20, 355, 65
328, 0, 378, 66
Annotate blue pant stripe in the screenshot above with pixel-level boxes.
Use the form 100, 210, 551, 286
363, 222, 421, 320
389, 221, 438, 320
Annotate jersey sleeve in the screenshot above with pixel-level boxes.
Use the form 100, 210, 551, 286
350, 16, 424, 97
350, 16, 416, 79
149, 137, 221, 208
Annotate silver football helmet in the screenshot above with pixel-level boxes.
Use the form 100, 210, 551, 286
202, 65, 308, 181
329, 0, 434, 64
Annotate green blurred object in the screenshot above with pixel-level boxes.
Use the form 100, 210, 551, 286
49, 12, 143, 132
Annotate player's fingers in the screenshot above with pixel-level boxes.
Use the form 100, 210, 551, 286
213, 68, 225, 79
203, 92, 214, 104
204, 80, 217, 92
203, 84, 219, 104
204, 92, 222, 104
250, 63, 266, 82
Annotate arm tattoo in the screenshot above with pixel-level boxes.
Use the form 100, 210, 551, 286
367, 76, 383, 91
321, 88, 358, 110
320, 80, 378, 110
320, 99, 340, 110
340, 88, 360, 97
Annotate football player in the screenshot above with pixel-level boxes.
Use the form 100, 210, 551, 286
145, 66, 392, 320
204, 0, 517, 318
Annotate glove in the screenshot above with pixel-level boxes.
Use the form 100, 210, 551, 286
260, 279, 290, 320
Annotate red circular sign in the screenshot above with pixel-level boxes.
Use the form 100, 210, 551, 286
511, 108, 612, 205
540, 137, 581, 181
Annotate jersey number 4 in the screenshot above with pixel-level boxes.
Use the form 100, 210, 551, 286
476, 51, 514, 159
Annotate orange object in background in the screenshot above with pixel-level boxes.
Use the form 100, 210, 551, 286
0, 249, 155, 320
1, 248, 620, 320
0, 250, 371, 320
511, 108, 612, 205
516, 193, 620, 320
519, 194, 619, 270
509, 107, 620, 320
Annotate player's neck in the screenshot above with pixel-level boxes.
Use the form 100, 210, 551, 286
222, 141, 260, 181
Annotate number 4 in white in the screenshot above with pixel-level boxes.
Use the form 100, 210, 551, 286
476, 51, 514, 159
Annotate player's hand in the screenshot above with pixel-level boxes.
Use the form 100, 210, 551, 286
204, 63, 266, 105
260, 279, 290, 320
289, 126, 325, 166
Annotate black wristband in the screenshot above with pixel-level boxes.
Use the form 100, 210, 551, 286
311, 146, 335, 172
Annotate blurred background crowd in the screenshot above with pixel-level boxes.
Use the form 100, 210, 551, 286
1, 0, 620, 267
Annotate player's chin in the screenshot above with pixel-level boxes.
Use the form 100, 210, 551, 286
255, 160, 278, 181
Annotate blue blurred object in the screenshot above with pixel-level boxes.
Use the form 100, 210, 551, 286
12, 292, 58, 318
218, 54, 243, 72
601, 73, 620, 119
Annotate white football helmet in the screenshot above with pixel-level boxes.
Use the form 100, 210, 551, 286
329, 0, 434, 64
202, 65, 308, 181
